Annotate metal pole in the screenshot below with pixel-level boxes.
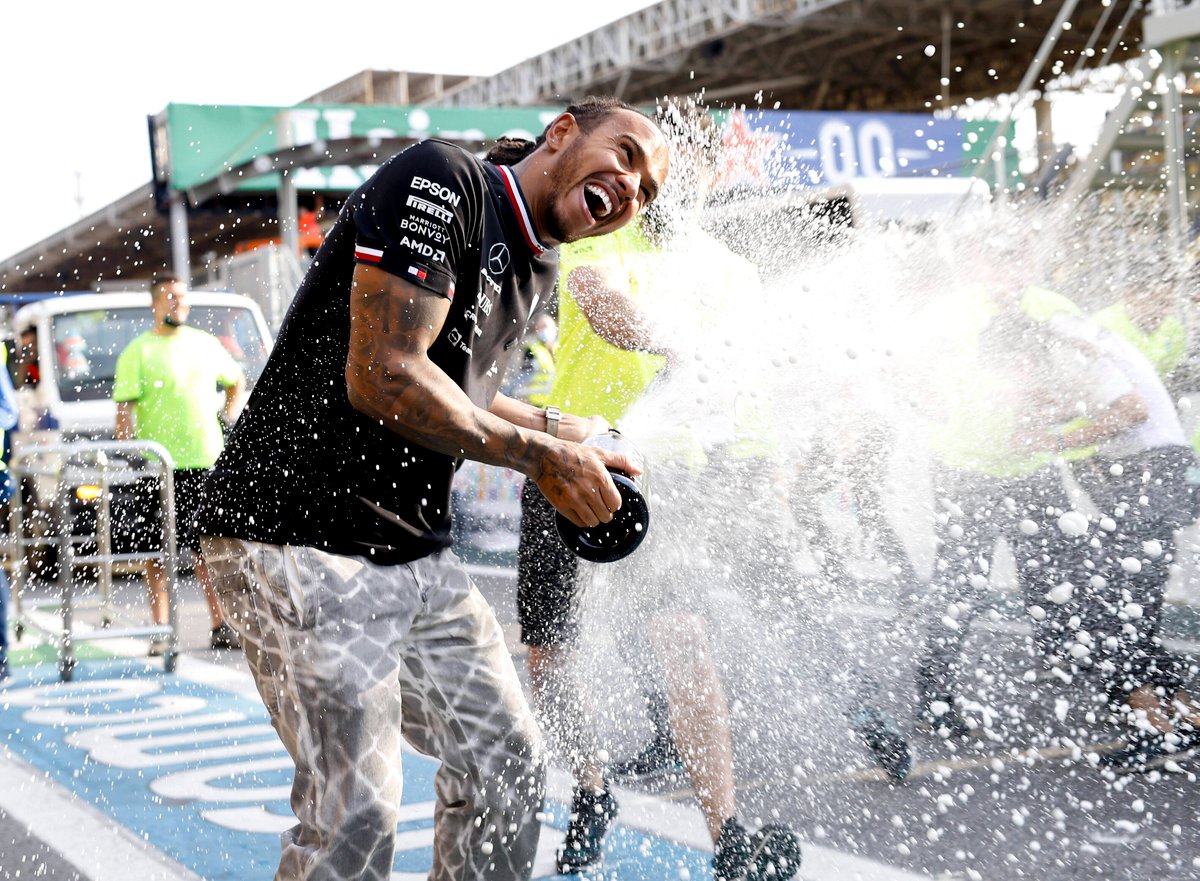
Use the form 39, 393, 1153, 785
168, 191, 191, 284
161, 464, 178, 673
9, 461, 26, 633
1035, 96, 1056, 173
1070, 0, 1120, 76
96, 452, 114, 627
941, 6, 952, 111
961, 0, 1084, 205
1161, 40, 1189, 260
55, 462, 75, 681
277, 112, 300, 259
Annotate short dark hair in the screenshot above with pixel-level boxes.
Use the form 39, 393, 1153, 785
150, 271, 183, 296
484, 95, 654, 165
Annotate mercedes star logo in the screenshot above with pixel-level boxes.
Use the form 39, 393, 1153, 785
488, 243, 510, 275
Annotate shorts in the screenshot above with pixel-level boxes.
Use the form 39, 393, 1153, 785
516, 478, 582, 646
112, 468, 209, 556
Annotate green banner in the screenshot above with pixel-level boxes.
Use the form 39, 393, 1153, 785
162, 102, 1019, 196
164, 103, 564, 193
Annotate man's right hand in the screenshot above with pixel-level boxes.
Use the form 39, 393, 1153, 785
533, 441, 642, 528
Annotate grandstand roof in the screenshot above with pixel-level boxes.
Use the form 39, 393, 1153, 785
429, 0, 1145, 111
0, 0, 1147, 293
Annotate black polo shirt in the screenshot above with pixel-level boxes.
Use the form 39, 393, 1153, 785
198, 139, 559, 564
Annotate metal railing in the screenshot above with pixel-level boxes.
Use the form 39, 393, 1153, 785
8, 440, 179, 681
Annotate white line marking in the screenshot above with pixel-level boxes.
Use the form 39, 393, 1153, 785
20, 607, 937, 878
0, 747, 202, 881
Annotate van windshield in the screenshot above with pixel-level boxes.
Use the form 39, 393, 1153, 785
51, 305, 270, 403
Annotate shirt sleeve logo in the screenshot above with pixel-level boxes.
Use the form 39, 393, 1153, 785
411, 175, 462, 207
406, 194, 454, 225
355, 245, 383, 264
487, 243, 511, 275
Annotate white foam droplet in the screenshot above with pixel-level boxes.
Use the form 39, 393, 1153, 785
1047, 583, 1074, 605
1019, 519, 1039, 536
1056, 511, 1088, 537
1120, 557, 1142, 574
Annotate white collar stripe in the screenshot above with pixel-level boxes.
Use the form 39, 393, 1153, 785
499, 166, 548, 255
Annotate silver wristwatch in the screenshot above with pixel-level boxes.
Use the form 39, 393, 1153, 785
544, 405, 561, 437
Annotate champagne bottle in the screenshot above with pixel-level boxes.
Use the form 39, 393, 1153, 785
555, 430, 650, 563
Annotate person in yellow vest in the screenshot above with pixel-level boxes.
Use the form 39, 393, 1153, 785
510, 313, 557, 408
1093, 267, 1187, 385
916, 286, 1094, 739
921, 282, 1200, 770
513, 107, 802, 880
1090, 267, 1200, 456
1032, 307, 1200, 771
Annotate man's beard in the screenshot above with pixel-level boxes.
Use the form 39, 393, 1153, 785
543, 139, 588, 245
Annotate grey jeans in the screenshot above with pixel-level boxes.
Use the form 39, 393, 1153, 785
201, 537, 545, 881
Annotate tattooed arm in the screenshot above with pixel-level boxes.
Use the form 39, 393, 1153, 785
345, 263, 635, 527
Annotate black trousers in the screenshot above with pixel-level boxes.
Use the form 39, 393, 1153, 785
1070, 445, 1198, 703
917, 465, 1085, 707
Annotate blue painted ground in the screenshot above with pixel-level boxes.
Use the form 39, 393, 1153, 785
0, 659, 710, 881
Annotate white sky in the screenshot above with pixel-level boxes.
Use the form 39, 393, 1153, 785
0, 0, 659, 260
2, 0, 1116, 262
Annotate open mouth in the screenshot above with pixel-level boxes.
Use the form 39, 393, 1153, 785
584, 183, 614, 221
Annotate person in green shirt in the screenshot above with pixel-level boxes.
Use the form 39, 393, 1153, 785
113, 273, 245, 654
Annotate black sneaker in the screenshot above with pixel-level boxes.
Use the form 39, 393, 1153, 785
606, 735, 686, 782
210, 622, 240, 651
916, 695, 973, 739
712, 818, 801, 881
0, 660, 9, 683
1175, 722, 1199, 752
849, 706, 913, 782
1100, 731, 1169, 774
556, 783, 618, 874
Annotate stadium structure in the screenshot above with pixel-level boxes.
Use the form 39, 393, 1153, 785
0, 0, 1196, 298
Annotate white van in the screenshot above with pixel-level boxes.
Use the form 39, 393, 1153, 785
10, 290, 271, 447
5, 291, 272, 568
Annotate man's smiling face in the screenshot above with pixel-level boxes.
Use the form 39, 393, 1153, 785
541, 109, 669, 244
